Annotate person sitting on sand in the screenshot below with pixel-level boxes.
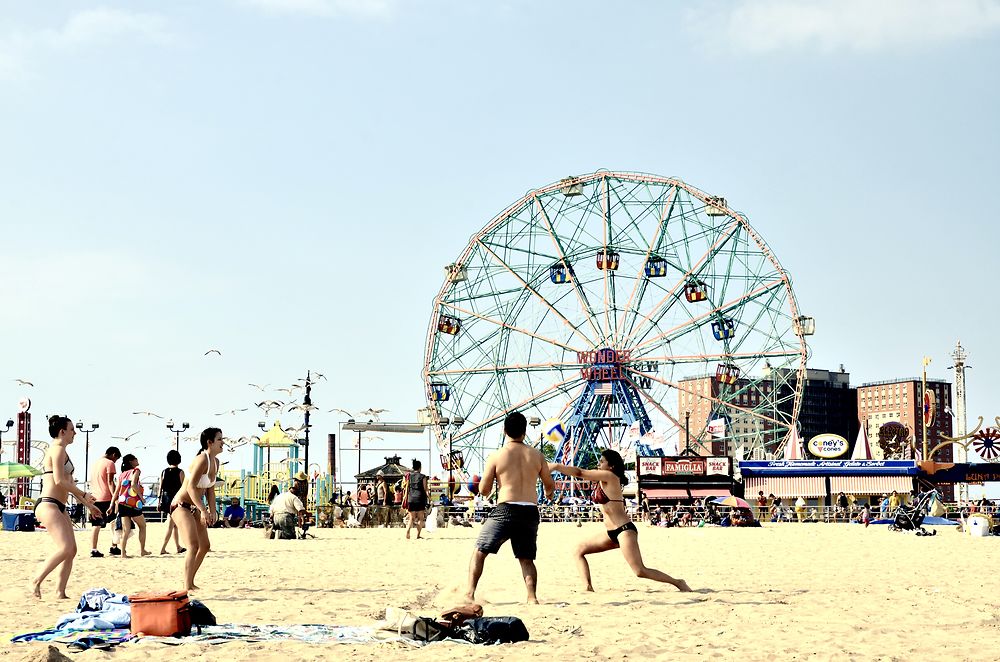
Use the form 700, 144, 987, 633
271, 486, 307, 539
549, 449, 691, 593
223, 497, 247, 528
31, 416, 101, 599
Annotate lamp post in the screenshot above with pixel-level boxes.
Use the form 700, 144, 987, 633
166, 421, 190, 452
0, 419, 13, 446
75, 421, 99, 481
685, 411, 691, 454
258, 422, 270, 473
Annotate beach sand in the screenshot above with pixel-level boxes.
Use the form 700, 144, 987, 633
3, 521, 998, 661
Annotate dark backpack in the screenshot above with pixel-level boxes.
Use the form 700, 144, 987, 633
188, 599, 217, 633
456, 617, 529, 644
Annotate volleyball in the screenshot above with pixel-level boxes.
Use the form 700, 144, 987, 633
542, 418, 567, 444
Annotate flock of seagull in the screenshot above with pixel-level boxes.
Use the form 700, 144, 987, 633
11, 356, 391, 454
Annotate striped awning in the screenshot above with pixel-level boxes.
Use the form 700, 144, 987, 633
745, 476, 825, 498
830, 475, 913, 495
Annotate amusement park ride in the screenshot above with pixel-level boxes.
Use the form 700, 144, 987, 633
422, 171, 815, 483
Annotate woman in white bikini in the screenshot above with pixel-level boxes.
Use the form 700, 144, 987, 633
170, 427, 223, 591
31, 416, 100, 599
549, 449, 690, 593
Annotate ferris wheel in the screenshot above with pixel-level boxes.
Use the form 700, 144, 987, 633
423, 171, 811, 476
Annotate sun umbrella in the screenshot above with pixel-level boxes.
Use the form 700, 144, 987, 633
0, 462, 42, 479
711, 495, 751, 509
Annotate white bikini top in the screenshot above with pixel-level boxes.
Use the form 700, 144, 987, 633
195, 456, 217, 489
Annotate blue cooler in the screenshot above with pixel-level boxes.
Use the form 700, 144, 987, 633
2, 509, 36, 532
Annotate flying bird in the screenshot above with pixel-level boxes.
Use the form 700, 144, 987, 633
14, 379, 34, 387
111, 431, 140, 442
328, 408, 356, 418
360, 408, 389, 421
256, 400, 284, 413
204, 349, 222, 356
248, 383, 270, 392
274, 387, 297, 396
132, 411, 164, 419
310, 372, 327, 381
214, 408, 249, 416
287, 403, 318, 413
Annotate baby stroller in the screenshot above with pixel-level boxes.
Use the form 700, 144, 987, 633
888, 490, 937, 536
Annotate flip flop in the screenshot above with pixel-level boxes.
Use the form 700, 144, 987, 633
177, 547, 187, 553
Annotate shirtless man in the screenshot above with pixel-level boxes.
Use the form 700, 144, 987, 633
465, 412, 556, 604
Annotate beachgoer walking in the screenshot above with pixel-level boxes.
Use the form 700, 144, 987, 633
756, 491, 768, 521
158, 450, 186, 554
375, 473, 388, 527
110, 454, 151, 557
549, 449, 690, 592
31, 416, 101, 599
464, 412, 556, 604
88, 446, 121, 557
795, 496, 807, 523
404, 459, 430, 539
170, 427, 223, 591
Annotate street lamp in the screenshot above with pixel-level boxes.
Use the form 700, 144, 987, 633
258, 421, 271, 472
0, 419, 13, 445
166, 421, 190, 451
75, 421, 99, 480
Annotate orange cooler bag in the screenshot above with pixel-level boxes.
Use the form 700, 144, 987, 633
129, 590, 191, 637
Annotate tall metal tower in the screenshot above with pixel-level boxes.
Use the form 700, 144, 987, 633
950, 341, 970, 503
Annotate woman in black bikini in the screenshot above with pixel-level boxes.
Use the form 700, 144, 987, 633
31, 416, 101, 599
549, 449, 690, 592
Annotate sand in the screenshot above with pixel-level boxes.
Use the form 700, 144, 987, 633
2, 520, 998, 661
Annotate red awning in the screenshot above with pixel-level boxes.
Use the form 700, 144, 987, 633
689, 488, 731, 498
644, 488, 688, 499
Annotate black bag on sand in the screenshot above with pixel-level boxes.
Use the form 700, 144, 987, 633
456, 617, 529, 644
189, 599, 217, 634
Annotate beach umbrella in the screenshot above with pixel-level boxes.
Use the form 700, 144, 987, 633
711, 495, 751, 509
0, 462, 42, 479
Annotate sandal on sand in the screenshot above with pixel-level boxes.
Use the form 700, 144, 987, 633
177, 547, 187, 554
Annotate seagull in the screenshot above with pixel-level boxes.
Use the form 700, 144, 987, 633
360, 408, 389, 421
204, 349, 222, 356
132, 411, 164, 419
256, 400, 284, 413
310, 371, 327, 381
287, 403, 318, 413
275, 387, 297, 396
14, 379, 34, 387
248, 383, 270, 392
111, 431, 140, 442
214, 407, 249, 416
328, 408, 356, 418
285, 424, 308, 436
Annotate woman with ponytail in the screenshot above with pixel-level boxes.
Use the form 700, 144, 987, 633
549, 449, 690, 593
170, 427, 223, 591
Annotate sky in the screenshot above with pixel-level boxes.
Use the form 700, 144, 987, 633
1, 0, 998, 495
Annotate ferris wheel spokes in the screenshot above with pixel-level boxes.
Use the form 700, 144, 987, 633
629, 277, 787, 356
449, 373, 587, 448
613, 187, 679, 348
475, 239, 596, 347
620, 218, 742, 348
533, 196, 608, 346
437, 301, 580, 354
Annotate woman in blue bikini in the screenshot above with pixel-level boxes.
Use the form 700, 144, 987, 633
31, 416, 101, 599
549, 449, 690, 593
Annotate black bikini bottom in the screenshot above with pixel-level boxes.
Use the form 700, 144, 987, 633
170, 502, 198, 516
607, 521, 638, 545
35, 497, 66, 513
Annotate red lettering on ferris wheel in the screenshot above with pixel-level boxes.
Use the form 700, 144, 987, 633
576, 349, 632, 365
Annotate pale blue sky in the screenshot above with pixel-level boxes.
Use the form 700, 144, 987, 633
1, 1, 998, 492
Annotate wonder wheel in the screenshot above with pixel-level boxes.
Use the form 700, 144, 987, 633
423, 171, 811, 476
